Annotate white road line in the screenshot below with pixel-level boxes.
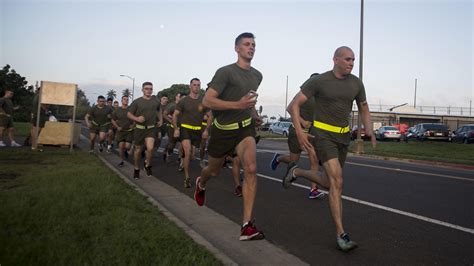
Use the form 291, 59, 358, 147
255, 172, 474, 235
257, 149, 474, 182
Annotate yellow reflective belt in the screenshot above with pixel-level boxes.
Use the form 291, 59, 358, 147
91, 120, 99, 126
202, 122, 208, 126
313, 121, 349, 134
181, 123, 202, 130
213, 117, 252, 130
135, 124, 155, 129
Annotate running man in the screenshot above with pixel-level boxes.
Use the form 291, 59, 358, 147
85, 95, 112, 153
155, 94, 169, 150
111, 95, 134, 167
198, 111, 212, 168
271, 73, 324, 199
194, 32, 264, 241
106, 97, 115, 152
284, 46, 376, 251
173, 78, 208, 188
127, 82, 162, 179
163, 92, 185, 163
0, 88, 21, 147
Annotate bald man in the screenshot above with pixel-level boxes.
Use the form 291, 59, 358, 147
283, 46, 376, 252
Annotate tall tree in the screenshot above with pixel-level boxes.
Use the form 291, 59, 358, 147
122, 88, 132, 98
0, 64, 34, 121
106, 89, 117, 100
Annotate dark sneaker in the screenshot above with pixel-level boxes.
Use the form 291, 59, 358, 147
282, 162, 298, 188
270, 153, 280, 170
133, 169, 140, 179
184, 177, 191, 188
124, 150, 129, 159
308, 188, 325, 199
98, 143, 104, 153
239, 221, 265, 241
118, 161, 124, 167
234, 185, 242, 197
194, 176, 206, 206
162, 153, 167, 162
145, 165, 152, 177
178, 160, 184, 172
337, 233, 358, 252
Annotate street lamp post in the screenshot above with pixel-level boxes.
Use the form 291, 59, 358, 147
120, 74, 135, 101
355, 0, 365, 154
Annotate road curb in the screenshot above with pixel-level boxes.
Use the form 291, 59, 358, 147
96, 155, 238, 266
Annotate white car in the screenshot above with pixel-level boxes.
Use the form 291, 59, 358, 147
376, 126, 401, 141
269, 121, 291, 136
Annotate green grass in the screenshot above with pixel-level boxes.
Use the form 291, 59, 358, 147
257, 130, 286, 139
349, 140, 474, 166
0, 148, 222, 265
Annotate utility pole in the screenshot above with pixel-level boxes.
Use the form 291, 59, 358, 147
285, 75, 289, 120
414, 78, 417, 108
355, 0, 365, 154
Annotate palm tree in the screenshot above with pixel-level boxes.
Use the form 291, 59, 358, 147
122, 88, 132, 99
106, 89, 117, 100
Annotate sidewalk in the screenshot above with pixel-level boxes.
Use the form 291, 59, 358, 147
81, 137, 307, 265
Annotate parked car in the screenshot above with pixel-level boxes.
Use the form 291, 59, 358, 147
269, 121, 291, 136
376, 126, 401, 141
451, 124, 474, 144
405, 126, 417, 140
350, 125, 369, 140
414, 123, 450, 141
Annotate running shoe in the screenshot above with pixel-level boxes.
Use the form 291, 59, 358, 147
178, 160, 184, 172
0, 141, 6, 147
184, 177, 191, 188
337, 233, 358, 252
133, 169, 140, 179
11, 141, 21, 147
145, 165, 152, 177
270, 153, 280, 170
308, 188, 325, 199
234, 185, 242, 197
282, 162, 298, 188
194, 176, 206, 206
107, 144, 112, 153
98, 143, 104, 153
118, 161, 124, 167
239, 221, 265, 241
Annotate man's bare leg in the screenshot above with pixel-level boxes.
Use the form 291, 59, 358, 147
322, 158, 344, 236
181, 139, 192, 186
235, 136, 257, 223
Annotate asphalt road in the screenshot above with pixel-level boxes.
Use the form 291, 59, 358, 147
83, 128, 474, 265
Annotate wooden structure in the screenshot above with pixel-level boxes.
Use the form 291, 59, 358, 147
34, 81, 78, 151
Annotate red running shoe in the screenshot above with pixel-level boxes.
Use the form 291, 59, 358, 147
194, 176, 206, 206
239, 221, 265, 241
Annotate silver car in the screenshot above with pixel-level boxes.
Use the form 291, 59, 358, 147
376, 126, 401, 141
269, 121, 291, 136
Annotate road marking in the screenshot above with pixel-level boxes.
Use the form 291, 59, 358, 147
257, 149, 474, 182
255, 172, 474, 235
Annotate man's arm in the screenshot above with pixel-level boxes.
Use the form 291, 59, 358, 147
287, 92, 313, 152
127, 111, 144, 123
357, 100, 376, 148
157, 108, 163, 127
84, 113, 91, 128
172, 109, 181, 138
202, 88, 256, 110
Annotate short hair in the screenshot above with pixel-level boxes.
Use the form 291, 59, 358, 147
160, 94, 168, 98
334, 46, 353, 58
107, 97, 113, 102
310, 73, 319, 78
142, 81, 153, 88
113, 100, 119, 104
190, 78, 200, 84
121, 95, 128, 99
98, 95, 105, 100
235, 32, 255, 46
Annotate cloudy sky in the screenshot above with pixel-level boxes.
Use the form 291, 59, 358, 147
1, 0, 472, 118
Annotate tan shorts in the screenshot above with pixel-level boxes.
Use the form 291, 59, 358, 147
310, 128, 348, 167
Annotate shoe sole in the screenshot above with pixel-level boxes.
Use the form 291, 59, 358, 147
239, 232, 265, 241
282, 163, 297, 188
338, 243, 358, 252
194, 177, 205, 206
309, 192, 326, 199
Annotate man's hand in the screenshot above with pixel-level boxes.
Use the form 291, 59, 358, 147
156, 120, 162, 128
117, 126, 123, 132
253, 116, 263, 127
136, 116, 145, 123
296, 131, 315, 153
237, 93, 257, 109
365, 131, 377, 149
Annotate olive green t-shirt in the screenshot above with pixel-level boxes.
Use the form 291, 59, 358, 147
208, 63, 263, 124
160, 103, 168, 125
176, 96, 207, 127
128, 96, 160, 127
0, 97, 14, 115
112, 107, 132, 129
87, 105, 113, 125
300, 96, 315, 123
301, 70, 366, 144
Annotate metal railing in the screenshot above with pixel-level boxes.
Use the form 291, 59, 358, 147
353, 104, 473, 117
